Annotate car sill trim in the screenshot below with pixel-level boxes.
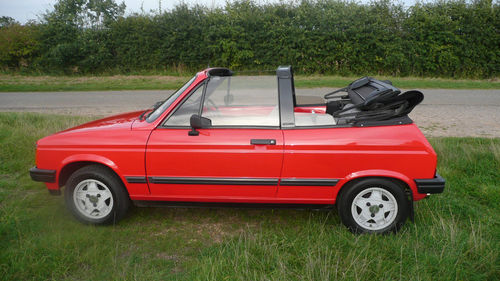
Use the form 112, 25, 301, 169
134, 201, 334, 210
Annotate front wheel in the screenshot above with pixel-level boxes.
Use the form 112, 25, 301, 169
337, 178, 410, 234
65, 165, 130, 225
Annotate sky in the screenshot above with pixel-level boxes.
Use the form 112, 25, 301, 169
0, 0, 417, 24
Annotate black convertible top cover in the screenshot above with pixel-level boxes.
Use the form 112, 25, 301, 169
325, 77, 424, 123
347, 77, 401, 108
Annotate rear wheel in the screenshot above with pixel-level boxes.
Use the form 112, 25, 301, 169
65, 165, 130, 225
337, 178, 409, 234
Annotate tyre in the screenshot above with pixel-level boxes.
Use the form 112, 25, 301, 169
64, 165, 130, 225
337, 178, 409, 234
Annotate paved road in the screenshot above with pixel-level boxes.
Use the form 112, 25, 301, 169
1, 89, 499, 137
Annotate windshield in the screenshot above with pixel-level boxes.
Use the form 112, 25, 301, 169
146, 76, 197, 122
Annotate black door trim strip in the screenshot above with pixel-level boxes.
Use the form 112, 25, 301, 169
125, 176, 147, 184
148, 177, 279, 186
147, 177, 339, 186
280, 178, 339, 186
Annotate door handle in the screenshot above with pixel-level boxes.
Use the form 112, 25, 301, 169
250, 139, 276, 145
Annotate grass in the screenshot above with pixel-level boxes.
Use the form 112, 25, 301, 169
0, 75, 189, 92
0, 74, 498, 92
0, 112, 499, 280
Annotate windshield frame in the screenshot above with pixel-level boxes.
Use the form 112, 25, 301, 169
146, 76, 197, 123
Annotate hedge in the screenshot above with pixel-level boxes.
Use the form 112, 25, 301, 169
0, 0, 498, 78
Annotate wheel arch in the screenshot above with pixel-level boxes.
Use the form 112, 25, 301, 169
58, 155, 125, 190
337, 176, 413, 200
335, 170, 419, 202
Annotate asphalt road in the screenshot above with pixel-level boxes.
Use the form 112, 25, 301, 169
1, 89, 499, 137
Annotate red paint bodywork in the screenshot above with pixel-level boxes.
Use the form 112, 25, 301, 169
34, 69, 436, 204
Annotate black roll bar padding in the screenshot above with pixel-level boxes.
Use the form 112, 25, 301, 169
207, 68, 233, 77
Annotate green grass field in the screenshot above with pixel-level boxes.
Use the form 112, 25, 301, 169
0, 112, 498, 280
0, 74, 498, 92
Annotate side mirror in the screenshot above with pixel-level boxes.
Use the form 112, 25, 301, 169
189, 114, 211, 136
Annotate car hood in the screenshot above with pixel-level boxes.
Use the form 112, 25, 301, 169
36, 110, 151, 148
49, 111, 143, 139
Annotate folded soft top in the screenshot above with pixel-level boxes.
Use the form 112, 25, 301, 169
324, 77, 424, 123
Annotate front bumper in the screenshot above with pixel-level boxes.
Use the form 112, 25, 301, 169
29, 167, 56, 183
415, 173, 445, 194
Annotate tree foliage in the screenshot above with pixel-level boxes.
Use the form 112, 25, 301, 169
0, 23, 40, 68
0, 16, 18, 28
0, 0, 498, 78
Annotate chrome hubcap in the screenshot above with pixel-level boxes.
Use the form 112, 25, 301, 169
351, 187, 398, 231
73, 179, 113, 219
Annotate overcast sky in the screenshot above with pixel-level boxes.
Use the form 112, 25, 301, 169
1, 0, 417, 24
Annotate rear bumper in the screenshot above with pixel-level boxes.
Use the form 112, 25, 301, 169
29, 167, 56, 183
415, 173, 445, 194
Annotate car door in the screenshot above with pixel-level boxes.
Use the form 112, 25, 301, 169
279, 127, 345, 203
146, 75, 283, 202
275, 67, 345, 204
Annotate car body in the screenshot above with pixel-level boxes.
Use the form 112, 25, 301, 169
30, 66, 445, 233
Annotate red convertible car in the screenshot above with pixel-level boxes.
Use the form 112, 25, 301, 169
30, 66, 445, 234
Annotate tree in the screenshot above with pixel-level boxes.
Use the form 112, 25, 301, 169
0, 23, 40, 68
37, 0, 126, 72
0, 16, 18, 28
42, 0, 126, 29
